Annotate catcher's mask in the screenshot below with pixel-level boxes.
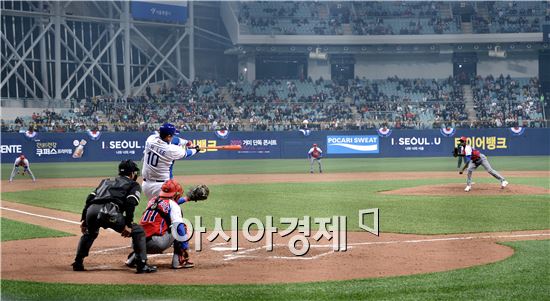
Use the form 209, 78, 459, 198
118, 159, 139, 179
159, 179, 183, 199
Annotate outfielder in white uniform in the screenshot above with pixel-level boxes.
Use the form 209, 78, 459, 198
9, 154, 36, 182
141, 123, 200, 200
308, 144, 323, 173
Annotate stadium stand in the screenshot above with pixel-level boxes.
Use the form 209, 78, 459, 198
2, 75, 543, 133
471, 75, 545, 128
237, 1, 549, 36
472, 1, 548, 33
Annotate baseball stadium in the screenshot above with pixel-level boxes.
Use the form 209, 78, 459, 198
1, 1, 549, 300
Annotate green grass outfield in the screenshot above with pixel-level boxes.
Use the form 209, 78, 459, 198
1, 156, 548, 300
2, 240, 549, 301
2, 177, 549, 234
2, 156, 549, 179
0, 217, 73, 242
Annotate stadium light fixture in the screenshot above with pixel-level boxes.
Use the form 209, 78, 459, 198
309, 47, 328, 60
488, 46, 507, 58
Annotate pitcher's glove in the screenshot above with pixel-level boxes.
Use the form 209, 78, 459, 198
186, 184, 209, 201
453, 147, 459, 157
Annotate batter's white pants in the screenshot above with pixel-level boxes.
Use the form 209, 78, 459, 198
142, 180, 165, 200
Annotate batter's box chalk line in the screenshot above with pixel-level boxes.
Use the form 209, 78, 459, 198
3, 206, 549, 262
222, 243, 340, 261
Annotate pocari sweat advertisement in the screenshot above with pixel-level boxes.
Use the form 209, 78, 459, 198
326, 135, 379, 154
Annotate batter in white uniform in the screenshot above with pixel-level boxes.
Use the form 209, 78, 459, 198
141, 123, 200, 200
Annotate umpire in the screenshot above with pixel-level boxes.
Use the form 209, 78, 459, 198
72, 159, 157, 274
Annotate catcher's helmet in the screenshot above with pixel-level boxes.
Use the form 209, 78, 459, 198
159, 179, 183, 199
159, 123, 179, 137
459, 136, 468, 142
118, 159, 139, 176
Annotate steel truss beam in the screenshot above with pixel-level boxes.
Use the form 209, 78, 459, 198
59, 24, 122, 96
2, 1, 196, 101
130, 31, 177, 87
54, 28, 112, 97
0, 31, 52, 99
133, 31, 190, 95
0, 23, 52, 88
0, 53, 39, 99
131, 24, 189, 83
1, 9, 187, 28
66, 27, 123, 100
0, 24, 39, 70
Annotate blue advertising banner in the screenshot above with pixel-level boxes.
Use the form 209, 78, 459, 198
131, 0, 188, 24
327, 135, 379, 154
1, 128, 549, 163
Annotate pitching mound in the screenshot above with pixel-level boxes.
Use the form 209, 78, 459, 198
381, 183, 550, 196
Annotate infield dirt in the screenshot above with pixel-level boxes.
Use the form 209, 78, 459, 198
1, 171, 548, 284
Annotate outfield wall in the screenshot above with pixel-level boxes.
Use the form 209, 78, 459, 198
1, 128, 548, 163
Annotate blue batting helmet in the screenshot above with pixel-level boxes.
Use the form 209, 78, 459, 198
159, 123, 179, 136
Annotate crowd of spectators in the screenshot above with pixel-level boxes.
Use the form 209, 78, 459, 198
471, 75, 545, 128
351, 1, 460, 35
238, 1, 462, 36
2, 74, 546, 133
238, 2, 341, 35
472, 1, 547, 34
237, 1, 549, 36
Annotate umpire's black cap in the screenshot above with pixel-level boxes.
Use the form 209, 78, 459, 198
118, 159, 139, 176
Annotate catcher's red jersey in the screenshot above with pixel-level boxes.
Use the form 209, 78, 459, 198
140, 198, 171, 237
140, 196, 185, 237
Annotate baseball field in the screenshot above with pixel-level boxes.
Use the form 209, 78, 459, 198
1, 156, 549, 300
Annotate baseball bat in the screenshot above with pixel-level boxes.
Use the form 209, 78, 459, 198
202, 145, 242, 151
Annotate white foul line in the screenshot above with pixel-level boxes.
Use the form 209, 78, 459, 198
0, 206, 80, 225
2, 205, 549, 262
0, 206, 116, 232
221, 233, 550, 261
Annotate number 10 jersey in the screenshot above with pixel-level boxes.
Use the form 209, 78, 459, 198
141, 133, 189, 181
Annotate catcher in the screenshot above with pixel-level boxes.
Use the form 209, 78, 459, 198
126, 180, 209, 269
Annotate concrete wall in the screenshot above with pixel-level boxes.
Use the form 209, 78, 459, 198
237, 33, 542, 45
354, 53, 453, 79
477, 53, 539, 78
307, 58, 331, 80
238, 56, 256, 82
1, 108, 67, 120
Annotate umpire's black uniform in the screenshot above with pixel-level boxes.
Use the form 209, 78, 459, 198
72, 160, 156, 273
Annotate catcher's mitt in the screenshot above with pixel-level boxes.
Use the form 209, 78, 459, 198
186, 184, 209, 201
452, 147, 459, 157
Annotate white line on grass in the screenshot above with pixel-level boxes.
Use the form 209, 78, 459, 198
3, 206, 549, 262
0, 206, 80, 224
